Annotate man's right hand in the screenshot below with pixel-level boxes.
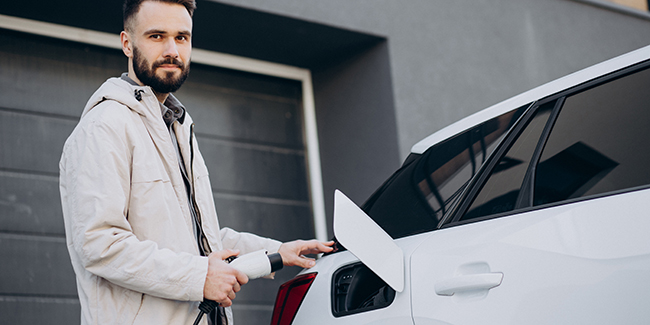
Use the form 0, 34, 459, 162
203, 249, 249, 307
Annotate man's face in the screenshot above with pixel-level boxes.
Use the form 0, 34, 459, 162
124, 1, 193, 93
132, 41, 189, 94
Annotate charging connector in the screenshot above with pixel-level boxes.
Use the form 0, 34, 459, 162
229, 250, 283, 279
193, 250, 283, 324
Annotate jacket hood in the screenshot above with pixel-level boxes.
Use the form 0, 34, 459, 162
81, 77, 153, 118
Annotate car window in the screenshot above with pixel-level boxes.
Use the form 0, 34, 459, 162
533, 67, 650, 205
360, 105, 526, 239
458, 65, 650, 223
462, 102, 554, 221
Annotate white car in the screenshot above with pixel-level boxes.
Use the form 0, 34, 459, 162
270, 44, 650, 325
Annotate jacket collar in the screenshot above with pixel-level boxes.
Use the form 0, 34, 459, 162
82, 77, 152, 118
81, 76, 185, 124
119, 73, 186, 126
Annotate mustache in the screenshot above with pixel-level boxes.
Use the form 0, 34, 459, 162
152, 57, 185, 69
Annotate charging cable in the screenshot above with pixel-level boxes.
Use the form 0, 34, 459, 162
193, 250, 283, 325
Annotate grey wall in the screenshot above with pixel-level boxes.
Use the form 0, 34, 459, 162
0, 30, 125, 324
311, 41, 399, 235
211, 0, 650, 159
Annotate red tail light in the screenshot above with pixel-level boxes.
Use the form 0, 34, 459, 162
270, 272, 317, 325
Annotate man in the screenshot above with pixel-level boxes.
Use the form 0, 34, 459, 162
58, 0, 333, 324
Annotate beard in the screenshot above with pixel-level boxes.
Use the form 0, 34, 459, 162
132, 45, 190, 94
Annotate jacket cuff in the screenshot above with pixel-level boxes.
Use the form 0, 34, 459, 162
189, 255, 210, 301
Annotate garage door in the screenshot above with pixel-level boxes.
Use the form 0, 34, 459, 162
0, 27, 314, 325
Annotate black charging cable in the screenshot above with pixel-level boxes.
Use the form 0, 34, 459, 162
193, 299, 219, 325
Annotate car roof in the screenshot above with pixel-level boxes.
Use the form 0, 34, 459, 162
411, 44, 650, 154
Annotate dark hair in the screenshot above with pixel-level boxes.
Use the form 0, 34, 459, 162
123, 0, 197, 31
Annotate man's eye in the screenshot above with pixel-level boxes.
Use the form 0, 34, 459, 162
177, 36, 188, 41
150, 35, 162, 39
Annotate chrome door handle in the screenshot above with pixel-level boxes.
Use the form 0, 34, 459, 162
434, 272, 503, 296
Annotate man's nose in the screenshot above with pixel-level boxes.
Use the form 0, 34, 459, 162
162, 38, 179, 58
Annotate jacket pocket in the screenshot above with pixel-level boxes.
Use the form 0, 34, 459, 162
131, 161, 171, 184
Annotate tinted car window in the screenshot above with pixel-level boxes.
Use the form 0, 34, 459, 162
534, 67, 650, 205
462, 102, 553, 220
458, 65, 650, 223
361, 106, 526, 239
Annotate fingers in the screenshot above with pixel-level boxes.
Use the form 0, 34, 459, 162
217, 289, 235, 307
211, 248, 240, 260
280, 254, 311, 268
295, 256, 317, 269
204, 274, 239, 306
217, 270, 247, 306
305, 240, 335, 254
204, 273, 244, 306
227, 288, 236, 301
204, 249, 248, 305
278, 239, 336, 268
294, 240, 335, 256
233, 281, 241, 293
234, 268, 249, 285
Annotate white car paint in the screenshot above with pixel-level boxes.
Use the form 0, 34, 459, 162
333, 190, 404, 292
410, 189, 650, 324
290, 232, 432, 325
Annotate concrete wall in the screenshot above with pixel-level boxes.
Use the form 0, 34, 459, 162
212, 0, 650, 159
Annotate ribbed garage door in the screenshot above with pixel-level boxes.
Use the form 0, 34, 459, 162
0, 28, 313, 325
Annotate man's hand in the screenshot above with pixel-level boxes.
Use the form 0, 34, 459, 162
278, 240, 335, 269
203, 249, 249, 307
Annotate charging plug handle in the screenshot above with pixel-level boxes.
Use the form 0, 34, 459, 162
268, 253, 283, 273
194, 251, 284, 325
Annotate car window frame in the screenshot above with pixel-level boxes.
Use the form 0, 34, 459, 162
348, 103, 529, 240
438, 100, 540, 227
441, 58, 650, 229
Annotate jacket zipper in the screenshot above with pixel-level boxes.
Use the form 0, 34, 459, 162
189, 123, 213, 255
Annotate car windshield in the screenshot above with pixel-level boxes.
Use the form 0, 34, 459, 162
360, 105, 527, 239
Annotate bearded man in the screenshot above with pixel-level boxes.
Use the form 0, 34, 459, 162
58, 1, 333, 324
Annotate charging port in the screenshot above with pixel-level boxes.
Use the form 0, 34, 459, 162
331, 262, 396, 317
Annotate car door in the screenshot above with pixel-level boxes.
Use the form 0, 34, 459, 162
411, 189, 650, 324
411, 63, 650, 324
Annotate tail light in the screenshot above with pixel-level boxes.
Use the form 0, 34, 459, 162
270, 272, 317, 325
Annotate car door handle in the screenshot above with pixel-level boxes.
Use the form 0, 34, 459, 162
434, 272, 503, 296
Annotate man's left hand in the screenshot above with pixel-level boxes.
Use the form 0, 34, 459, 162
278, 240, 335, 269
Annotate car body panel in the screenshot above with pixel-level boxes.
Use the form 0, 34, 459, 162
410, 188, 650, 324
292, 232, 432, 325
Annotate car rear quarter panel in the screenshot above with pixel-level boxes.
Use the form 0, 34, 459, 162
291, 233, 432, 325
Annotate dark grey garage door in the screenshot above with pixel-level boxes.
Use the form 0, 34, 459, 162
0, 28, 314, 325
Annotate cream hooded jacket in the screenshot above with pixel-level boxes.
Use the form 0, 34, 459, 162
59, 77, 281, 325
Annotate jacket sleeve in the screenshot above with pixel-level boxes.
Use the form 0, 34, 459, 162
59, 107, 207, 302
220, 228, 283, 279
220, 227, 282, 255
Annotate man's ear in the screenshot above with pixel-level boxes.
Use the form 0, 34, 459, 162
121, 31, 133, 58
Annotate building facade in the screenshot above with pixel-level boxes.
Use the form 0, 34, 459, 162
1, 0, 649, 324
